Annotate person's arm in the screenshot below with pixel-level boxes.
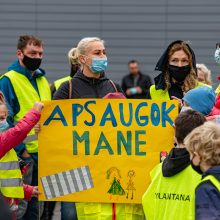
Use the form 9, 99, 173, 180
195, 182, 220, 220
53, 81, 70, 100
23, 184, 40, 201
0, 106, 42, 159
0, 76, 27, 156
23, 184, 34, 201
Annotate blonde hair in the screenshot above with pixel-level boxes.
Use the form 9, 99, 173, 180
196, 63, 212, 85
69, 37, 104, 65
185, 121, 220, 167
164, 41, 198, 93
68, 48, 78, 65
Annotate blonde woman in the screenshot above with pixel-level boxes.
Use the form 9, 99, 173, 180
196, 63, 212, 85
148, 40, 209, 100
54, 37, 123, 99
54, 37, 144, 220
185, 122, 220, 220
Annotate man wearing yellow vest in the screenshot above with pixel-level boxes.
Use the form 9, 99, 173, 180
142, 110, 206, 220
185, 122, 220, 220
0, 35, 51, 220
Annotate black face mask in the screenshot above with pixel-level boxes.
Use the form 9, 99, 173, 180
23, 55, 42, 71
168, 65, 191, 82
190, 160, 203, 174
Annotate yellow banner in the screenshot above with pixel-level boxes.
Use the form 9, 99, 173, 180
38, 99, 178, 203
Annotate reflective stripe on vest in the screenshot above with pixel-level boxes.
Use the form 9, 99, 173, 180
76, 203, 144, 220
200, 175, 220, 191
0, 178, 22, 187
0, 161, 19, 170
2, 70, 51, 153
142, 163, 201, 220
0, 149, 24, 198
216, 84, 220, 94
23, 134, 38, 143
54, 76, 72, 90
150, 81, 211, 100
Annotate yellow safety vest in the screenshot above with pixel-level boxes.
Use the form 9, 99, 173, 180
2, 70, 51, 153
150, 82, 210, 100
76, 203, 144, 220
0, 149, 24, 198
54, 76, 72, 90
142, 163, 201, 220
199, 175, 220, 191
215, 84, 220, 95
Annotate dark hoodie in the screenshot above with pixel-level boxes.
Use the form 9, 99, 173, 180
162, 147, 190, 177
195, 165, 220, 220
53, 70, 123, 99
147, 40, 197, 99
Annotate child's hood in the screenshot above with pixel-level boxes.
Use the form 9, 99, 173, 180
162, 148, 190, 177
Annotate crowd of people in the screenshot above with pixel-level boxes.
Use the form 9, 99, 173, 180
0, 35, 219, 220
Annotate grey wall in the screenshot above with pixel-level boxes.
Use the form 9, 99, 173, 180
0, 0, 220, 88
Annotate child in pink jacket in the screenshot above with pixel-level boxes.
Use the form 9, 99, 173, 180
0, 92, 44, 218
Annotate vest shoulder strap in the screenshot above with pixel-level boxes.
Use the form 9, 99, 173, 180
109, 80, 118, 92
200, 175, 220, 191
69, 80, 72, 99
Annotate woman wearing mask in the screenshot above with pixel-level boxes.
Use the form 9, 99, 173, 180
54, 37, 143, 220
54, 37, 122, 100
148, 40, 209, 101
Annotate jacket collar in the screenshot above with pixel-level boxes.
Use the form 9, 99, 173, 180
202, 165, 220, 181
8, 60, 46, 80
74, 69, 109, 84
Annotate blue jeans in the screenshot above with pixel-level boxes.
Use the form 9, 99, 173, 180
61, 202, 78, 220
17, 154, 42, 220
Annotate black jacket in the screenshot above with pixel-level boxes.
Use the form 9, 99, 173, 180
53, 70, 123, 99
121, 72, 152, 99
195, 165, 220, 220
147, 40, 197, 99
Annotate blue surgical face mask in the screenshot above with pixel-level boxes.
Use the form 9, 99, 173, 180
214, 47, 220, 64
90, 57, 108, 74
0, 119, 9, 133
